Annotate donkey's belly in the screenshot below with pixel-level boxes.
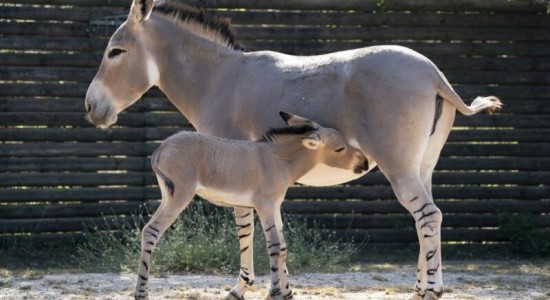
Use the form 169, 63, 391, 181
297, 163, 374, 187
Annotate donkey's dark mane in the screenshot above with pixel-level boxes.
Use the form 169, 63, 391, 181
260, 125, 317, 143
153, 0, 239, 50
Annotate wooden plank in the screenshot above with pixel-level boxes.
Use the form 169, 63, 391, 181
0, 215, 137, 233
223, 11, 550, 28
286, 185, 549, 201
0, 66, 95, 82
5, 0, 546, 13
441, 143, 550, 158
0, 127, 181, 142
430, 57, 550, 72
0, 36, 104, 52
282, 200, 550, 215
0, 5, 127, 22
0, 21, 90, 37
0, 53, 100, 68
448, 129, 550, 143
331, 228, 506, 243
0, 142, 149, 157
0, 186, 158, 203
0, 172, 156, 187
234, 26, 550, 42
437, 157, 550, 171
299, 214, 550, 229
0, 157, 149, 172
187, 0, 548, 13
0, 202, 149, 219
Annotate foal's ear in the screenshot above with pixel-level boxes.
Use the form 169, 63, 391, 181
129, 0, 154, 23
279, 111, 320, 129
302, 132, 322, 150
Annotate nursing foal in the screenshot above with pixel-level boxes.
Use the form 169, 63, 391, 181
135, 112, 369, 300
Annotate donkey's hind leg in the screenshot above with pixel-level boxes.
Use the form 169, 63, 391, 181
134, 175, 194, 300
226, 207, 256, 300
388, 173, 443, 300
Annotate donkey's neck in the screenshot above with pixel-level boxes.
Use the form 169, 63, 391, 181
147, 16, 243, 130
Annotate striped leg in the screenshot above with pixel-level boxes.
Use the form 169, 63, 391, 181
226, 207, 256, 300
272, 207, 293, 300
257, 202, 293, 300
134, 176, 193, 300
389, 174, 443, 300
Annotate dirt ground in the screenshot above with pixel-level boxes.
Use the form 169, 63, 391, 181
1, 260, 549, 300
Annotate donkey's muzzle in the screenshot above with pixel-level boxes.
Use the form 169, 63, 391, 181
84, 98, 117, 128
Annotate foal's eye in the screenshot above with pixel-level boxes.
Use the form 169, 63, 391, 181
335, 147, 345, 153
108, 48, 126, 59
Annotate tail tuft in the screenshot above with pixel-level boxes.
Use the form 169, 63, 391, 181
470, 96, 502, 115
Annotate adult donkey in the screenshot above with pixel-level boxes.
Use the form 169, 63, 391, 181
85, 1, 501, 299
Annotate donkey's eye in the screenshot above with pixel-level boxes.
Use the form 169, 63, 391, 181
108, 48, 126, 59
335, 147, 345, 153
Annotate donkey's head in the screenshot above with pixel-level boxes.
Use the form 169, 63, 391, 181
275, 112, 369, 175
85, 0, 158, 128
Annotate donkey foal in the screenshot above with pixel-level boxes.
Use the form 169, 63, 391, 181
134, 112, 369, 300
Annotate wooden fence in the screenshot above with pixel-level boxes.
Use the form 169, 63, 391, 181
1, 0, 549, 246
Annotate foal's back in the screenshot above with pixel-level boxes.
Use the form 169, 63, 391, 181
154, 131, 284, 195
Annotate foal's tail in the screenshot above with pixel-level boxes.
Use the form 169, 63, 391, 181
434, 66, 502, 116
151, 146, 175, 197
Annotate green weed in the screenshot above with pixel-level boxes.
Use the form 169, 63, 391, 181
77, 201, 361, 274
498, 213, 550, 257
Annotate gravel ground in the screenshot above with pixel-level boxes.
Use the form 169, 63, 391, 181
1, 261, 549, 300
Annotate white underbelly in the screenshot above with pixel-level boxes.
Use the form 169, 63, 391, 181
196, 184, 255, 208
296, 162, 376, 187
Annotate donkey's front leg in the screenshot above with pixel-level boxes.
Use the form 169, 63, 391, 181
226, 207, 256, 300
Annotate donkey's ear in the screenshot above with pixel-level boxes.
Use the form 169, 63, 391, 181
129, 0, 154, 23
279, 111, 320, 128
302, 132, 322, 150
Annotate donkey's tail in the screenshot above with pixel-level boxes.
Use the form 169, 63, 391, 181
434, 66, 502, 116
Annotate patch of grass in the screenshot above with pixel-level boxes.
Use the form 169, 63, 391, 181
498, 213, 550, 257
76, 201, 361, 275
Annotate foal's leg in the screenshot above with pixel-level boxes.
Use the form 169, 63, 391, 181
134, 177, 194, 300
257, 201, 292, 300
226, 207, 256, 300
272, 206, 293, 299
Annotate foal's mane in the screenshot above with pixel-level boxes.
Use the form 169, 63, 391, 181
260, 125, 317, 143
153, 0, 238, 50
